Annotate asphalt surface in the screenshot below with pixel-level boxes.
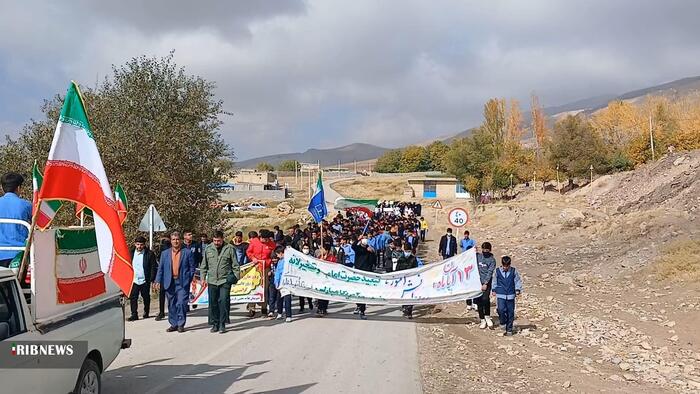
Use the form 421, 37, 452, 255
103, 302, 422, 394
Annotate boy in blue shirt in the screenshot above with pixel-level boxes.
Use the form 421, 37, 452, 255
0, 172, 32, 267
273, 246, 293, 322
491, 256, 523, 336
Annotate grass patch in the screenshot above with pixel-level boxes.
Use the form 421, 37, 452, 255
223, 212, 270, 219
654, 239, 700, 281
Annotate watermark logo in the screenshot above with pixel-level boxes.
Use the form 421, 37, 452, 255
0, 341, 86, 369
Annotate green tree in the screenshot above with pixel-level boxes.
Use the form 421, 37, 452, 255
426, 140, 449, 172
375, 149, 403, 173
482, 98, 506, 156
255, 162, 275, 172
399, 145, 430, 172
277, 160, 299, 172
548, 115, 608, 180
0, 52, 232, 239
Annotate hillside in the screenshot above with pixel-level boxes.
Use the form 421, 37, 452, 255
418, 150, 700, 393
236, 143, 388, 168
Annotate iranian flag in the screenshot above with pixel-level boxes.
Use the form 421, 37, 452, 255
55, 228, 106, 303
32, 161, 63, 230
333, 198, 379, 217
114, 184, 128, 224
38, 81, 133, 296
77, 184, 126, 223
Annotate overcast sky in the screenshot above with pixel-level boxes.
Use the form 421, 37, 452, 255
1, 0, 700, 160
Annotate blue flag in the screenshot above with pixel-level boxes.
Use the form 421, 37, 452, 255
308, 172, 327, 223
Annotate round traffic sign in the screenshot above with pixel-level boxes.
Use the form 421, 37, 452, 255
448, 207, 469, 227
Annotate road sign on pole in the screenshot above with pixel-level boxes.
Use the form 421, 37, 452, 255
448, 207, 469, 227
138, 204, 167, 249
432, 200, 442, 209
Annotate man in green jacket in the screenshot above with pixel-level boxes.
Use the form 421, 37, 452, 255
200, 230, 240, 333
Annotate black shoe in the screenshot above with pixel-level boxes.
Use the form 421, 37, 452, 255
219, 325, 226, 334
166, 326, 177, 332
299, 308, 305, 313
407, 315, 414, 320
155, 314, 165, 321
353, 307, 360, 315
315, 310, 323, 317
143, 314, 150, 319
360, 312, 367, 320
210, 326, 218, 333
177, 326, 185, 333
127, 315, 138, 322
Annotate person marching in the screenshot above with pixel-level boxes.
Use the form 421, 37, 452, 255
475, 242, 497, 329
352, 236, 375, 319
200, 230, 240, 334
438, 228, 457, 260
394, 242, 419, 319
128, 236, 157, 321
154, 231, 195, 333
316, 243, 337, 316
491, 256, 523, 336
273, 246, 293, 322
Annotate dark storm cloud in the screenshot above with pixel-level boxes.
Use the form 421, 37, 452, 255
1, 0, 700, 159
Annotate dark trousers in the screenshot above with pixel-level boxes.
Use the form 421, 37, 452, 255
267, 282, 278, 314
166, 282, 188, 328
208, 283, 231, 329
298, 296, 313, 310
0, 258, 11, 268
277, 294, 292, 317
497, 297, 516, 332
129, 282, 150, 318
420, 230, 426, 242
402, 305, 414, 316
158, 288, 166, 316
317, 299, 329, 312
356, 303, 366, 313
477, 283, 492, 319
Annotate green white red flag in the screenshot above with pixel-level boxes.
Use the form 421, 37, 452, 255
32, 161, 62, 230
114, 184, 128, 224
37, 81, 133, 296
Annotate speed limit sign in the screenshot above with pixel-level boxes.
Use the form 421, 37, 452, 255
448, 208, 469, 227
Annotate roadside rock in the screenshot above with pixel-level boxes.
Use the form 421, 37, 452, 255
277, 201, 295, 215
560, 208, 586, 228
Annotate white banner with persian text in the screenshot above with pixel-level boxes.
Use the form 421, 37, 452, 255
280, 247, 482, 305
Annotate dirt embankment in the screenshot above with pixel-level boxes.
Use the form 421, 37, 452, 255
418, 151, 700, 393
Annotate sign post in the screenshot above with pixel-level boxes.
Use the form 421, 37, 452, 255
138, 204, 167, 249
432, 200, 442, 226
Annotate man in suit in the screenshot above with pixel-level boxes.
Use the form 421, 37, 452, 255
438, 228, 458, 260
128, 235, 157, 321
154, 231, 195, 332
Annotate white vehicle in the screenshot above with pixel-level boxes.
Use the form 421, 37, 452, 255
248, 202, 267, 210
0, 219, 130, 394
222, 203, 245, 212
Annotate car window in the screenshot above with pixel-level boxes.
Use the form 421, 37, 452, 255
0, 279, 25, 339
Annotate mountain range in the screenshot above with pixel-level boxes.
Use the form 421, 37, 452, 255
237, 76, 700, 168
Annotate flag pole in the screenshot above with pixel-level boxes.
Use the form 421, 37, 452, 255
17, 200, 40, 283
80, 210, 85, 227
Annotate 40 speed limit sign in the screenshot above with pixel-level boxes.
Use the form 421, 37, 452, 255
448, 207, 469, 227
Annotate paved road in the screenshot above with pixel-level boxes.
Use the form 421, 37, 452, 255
103, 303, 422, 394
104, 180, 423, 394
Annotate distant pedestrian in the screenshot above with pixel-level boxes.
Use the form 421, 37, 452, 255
128, 236, 157, 321
298, 243, 314, 313
438, 228, 457, 260
419, 217, 428, 242
491, 256, 523, 336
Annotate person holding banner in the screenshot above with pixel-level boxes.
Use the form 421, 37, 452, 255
475, 242, 497, 329
352, 236, 376, 319
315, 244, 337, 317
395, 242, 419, 319
200, 230, 240, 334
273, 246, 293, 322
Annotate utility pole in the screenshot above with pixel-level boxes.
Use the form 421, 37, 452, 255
354, 160, 357, 174
556, 165, 560, 194
295, 162, 298, 186
649, 114, 655, 161
590, 164, 594, 185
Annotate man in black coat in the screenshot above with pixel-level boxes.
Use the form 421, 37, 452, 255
128, 235, 158, 321
395, 243, 419, 319
352, 237, 376, 320
438, 228, 458, 260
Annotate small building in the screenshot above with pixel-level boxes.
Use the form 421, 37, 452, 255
407, 177, 471, 200
231, 170, 277, 185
